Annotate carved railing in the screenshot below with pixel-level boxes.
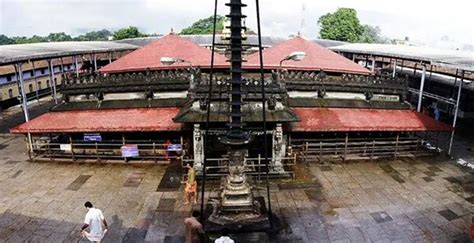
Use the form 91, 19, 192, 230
278, 70, 408, 95
61, 69, 196, 94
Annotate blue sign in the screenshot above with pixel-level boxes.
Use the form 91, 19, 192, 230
84, 133, 102, 142
167, 144, 182, 151
121, 145, 139, 158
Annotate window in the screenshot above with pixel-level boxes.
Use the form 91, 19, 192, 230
6, 75, 12, 82
8, 89, 13, 98
46, 80, 50, 88
41, 69, 45, 75
38, 82, 42, 89
29, 84, 33, 93
30, 71, 34, 77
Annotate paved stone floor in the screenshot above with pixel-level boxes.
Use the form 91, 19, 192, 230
0, 133, 472, 242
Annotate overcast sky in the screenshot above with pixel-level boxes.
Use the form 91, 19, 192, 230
1, 0, 473, 49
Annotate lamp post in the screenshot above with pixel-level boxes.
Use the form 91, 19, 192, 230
278, 51, 306, 80
160, 57, 193, 68
279, 51, 306, 68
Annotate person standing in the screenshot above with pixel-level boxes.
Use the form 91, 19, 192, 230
184, 163, 197, 205
184, 211, 204, 243
81, 201, 108, 243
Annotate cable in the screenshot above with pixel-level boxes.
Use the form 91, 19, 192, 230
255, 0, 273, 230
200, 0, 219, 221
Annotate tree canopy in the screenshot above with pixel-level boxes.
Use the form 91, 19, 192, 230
180, 15, 225, 35
112, 26, 148, 40
318, 8, 387, 43
318, 8, 363, 43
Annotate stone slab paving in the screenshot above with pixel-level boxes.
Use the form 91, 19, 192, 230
0, 134, 472, 242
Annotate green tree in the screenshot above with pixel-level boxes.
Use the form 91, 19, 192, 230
0, 34, 15, 45
359, 25, 381, 43
47, 32, 73, 42
180, 15, 225, 35
74, 29, 112, 41
318, 8, 363, 43
113, 26, 147, 40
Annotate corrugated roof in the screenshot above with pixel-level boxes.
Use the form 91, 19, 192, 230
0, 41, 138, 65
245, 37, 370, 75
291, 108, 452, 132
10, 108, 181, 133
100, 33, 229, 73
330, 43, 474, 72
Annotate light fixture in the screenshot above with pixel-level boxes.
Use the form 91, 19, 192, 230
280, 51, 306, 67
160, 57, 193, 67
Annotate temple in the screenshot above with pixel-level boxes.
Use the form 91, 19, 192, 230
10, 31, 452, 177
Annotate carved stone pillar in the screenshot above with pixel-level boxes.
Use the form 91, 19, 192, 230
272, 123, 286, 172
193, 124, 204, 171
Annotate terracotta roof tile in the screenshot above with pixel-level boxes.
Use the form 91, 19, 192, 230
100, 33, 228, 74
291, 108, 452, 132
10, 108, 181, 133
245, 36, 370, 75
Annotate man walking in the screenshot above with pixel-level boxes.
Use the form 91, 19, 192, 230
81, 201, 108, 242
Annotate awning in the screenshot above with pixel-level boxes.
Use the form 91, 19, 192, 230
291, 108, 453, 132
10, 108, 181, 133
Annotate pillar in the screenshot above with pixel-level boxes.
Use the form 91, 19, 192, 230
193, 124, 204, 171
272, 123, 285, 172
417, 65, 426, 113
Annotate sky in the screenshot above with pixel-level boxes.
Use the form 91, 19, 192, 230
1, 0, 473, 50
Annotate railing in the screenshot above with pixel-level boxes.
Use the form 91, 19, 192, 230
182, 154, 297, 179
291, 136, 432, 162
31, 141, 183, 164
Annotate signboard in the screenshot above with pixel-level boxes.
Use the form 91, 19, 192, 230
167, 144, 182, 151
84, 133, 102, 142
121, 145, 139, 158
60, 144, 72, 152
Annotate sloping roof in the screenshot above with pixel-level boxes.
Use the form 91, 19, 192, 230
100, 33, 228, 73
245, 37, 370, 75
10, 108, 181, 133
330, 43, 474, 72
291, 108, 452, 132
0, 41, 138, 65
115, 35, 346, 48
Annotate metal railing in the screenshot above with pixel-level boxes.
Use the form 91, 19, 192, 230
31, 141, 183, 164
182, 154, 296, 179
291, 136, 432, 162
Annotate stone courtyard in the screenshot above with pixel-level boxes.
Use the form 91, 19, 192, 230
0, 131, 472, 242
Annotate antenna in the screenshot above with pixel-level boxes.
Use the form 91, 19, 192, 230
299, 2, 306, 36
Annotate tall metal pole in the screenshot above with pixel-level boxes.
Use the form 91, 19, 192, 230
31, 60, 40, 103
448, 70, 464, 156
16, 63, 33, 153
16, 63, 30, 122
392, 59, 397, 78
417, 65, 426, 113
48, 59, 58, 104
74, 55, 79, 77
256, 0, 273, 227
93, 54, 98, 72
200, 0, 219, 218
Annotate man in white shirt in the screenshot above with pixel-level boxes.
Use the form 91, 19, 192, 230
81, 201, 108, 242
215, 228, 234, 243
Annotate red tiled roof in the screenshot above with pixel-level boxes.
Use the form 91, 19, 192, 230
10, 108, 181, 133
100, 33, 228, 73
291, 108, 452, 132
245, 37, 370, 75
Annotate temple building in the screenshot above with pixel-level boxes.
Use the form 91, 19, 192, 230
10, 33, 452, 176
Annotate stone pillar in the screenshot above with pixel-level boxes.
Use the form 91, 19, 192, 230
272, 123, 286, 172
193, 124, 204, 171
